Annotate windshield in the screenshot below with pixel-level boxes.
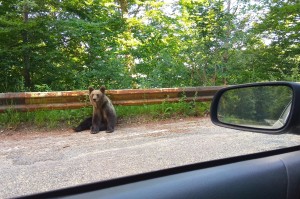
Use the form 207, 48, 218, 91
0, 0, 299, 198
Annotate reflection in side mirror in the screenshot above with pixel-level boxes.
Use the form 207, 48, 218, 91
217, 85, 293, 130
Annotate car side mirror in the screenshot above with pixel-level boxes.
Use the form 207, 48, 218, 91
210, 82, 300, 134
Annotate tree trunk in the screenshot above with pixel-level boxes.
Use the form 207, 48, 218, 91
222, 0, 231, 85
23, 4, 31, 90
116, 0, 128, 18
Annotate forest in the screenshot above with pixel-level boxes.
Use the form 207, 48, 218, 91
0, 0, 299, 92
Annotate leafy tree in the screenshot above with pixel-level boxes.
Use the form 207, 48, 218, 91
0, 0, 299, 92
0, 0, 127, 92
244, 0, 300, 83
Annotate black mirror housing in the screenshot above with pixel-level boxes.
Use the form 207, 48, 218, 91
210, 82, 300, 134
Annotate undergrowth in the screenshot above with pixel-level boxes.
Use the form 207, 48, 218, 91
0, 102, 210, 131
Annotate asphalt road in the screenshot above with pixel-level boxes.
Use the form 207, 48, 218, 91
1, 117, 300, 198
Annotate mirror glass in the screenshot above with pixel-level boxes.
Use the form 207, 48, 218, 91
217, 85, 293, 129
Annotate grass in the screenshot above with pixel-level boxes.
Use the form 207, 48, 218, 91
0, 101, 211, 131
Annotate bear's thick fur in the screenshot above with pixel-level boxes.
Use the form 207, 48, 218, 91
74, 86, 117, 133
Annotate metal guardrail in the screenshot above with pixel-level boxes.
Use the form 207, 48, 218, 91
0, 86, 225, 113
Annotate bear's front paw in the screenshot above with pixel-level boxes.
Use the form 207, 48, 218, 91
73, 126, 85, 132
90, 126, 99, 134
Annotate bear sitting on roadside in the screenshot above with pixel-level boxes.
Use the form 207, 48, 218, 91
73, 86, 117, 134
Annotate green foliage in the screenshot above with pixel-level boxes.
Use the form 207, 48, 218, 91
111, 101, 210, 121
0, 107, 92, 129
0, 102, 210, 130
0, 0, 299, 91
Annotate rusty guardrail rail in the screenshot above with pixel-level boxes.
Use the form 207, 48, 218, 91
0, 86, 225, 113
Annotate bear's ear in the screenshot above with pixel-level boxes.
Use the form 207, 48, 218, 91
88, 87, 94, 94
100, 86, 106, 93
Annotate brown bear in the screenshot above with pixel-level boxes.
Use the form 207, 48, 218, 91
74, 86, 117, 134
